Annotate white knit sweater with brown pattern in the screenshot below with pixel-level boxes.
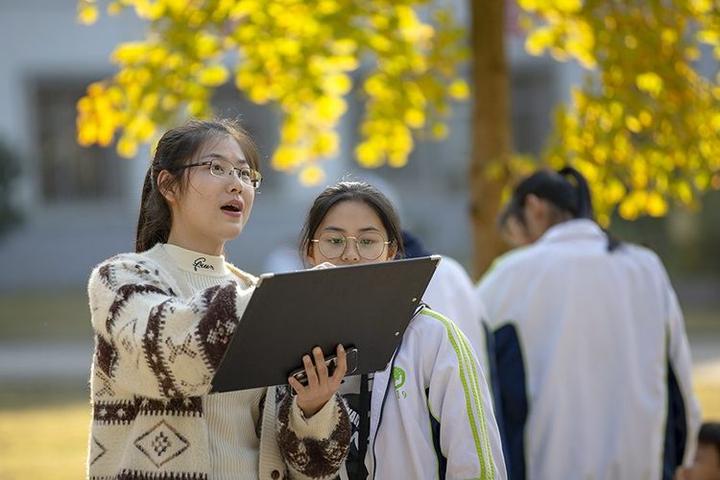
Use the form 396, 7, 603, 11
87, 243, 350, 480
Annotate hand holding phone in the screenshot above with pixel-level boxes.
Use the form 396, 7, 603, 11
287, 344, 354, 418
289, 346, 359, 387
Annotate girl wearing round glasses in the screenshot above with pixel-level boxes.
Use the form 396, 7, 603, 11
87, 119, 350, 480
299, 181, 506, 480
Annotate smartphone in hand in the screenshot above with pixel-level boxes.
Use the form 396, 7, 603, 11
289, 346, 359, 387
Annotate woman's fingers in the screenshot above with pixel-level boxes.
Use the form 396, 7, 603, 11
330, 344, 347, 385
310, 262, 335, 270
291, 346, 349, 418
303, 354, 319, 388
288, 375, 305, 395
312, 347, 329, 386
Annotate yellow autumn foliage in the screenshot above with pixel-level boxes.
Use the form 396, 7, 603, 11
76, 0, 468, 184
75, 0, 720, 218
523, 0, 720, 222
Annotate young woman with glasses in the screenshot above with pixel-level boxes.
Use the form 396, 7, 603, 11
298, 181, 506, 480
86, 119, 350, 480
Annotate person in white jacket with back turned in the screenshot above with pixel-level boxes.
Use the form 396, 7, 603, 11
477, 167, 700, 480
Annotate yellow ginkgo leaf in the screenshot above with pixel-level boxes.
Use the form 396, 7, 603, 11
388, 150, 409, 168
273, 146, 304, 171
117, 136, 138, 158
198, 65, 229, 87
692, 0, 713, 13
636, 72, 664, 97
299, 165, 326, 186
646, 192, 668, 217
312, 131, 340, 156
323, 74, 352, 96
78, 3, 99, 25
555, 0, 583, 13
356, 142, 383, 168
77, 122, 97, 146
448, 80, 470, 100
526, 27, 554, 56
404, 109, 425, 128
618, 197, 640, 220
625, 116, 642, 133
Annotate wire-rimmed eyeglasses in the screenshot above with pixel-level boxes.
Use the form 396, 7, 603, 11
173, 158, 262, 189
310, 231, 391, 260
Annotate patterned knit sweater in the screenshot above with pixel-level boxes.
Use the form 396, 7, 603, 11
87, 243, 350, 480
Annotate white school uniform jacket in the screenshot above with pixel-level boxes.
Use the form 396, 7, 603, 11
476, 219, 701, 480
363, 306, 507, 480
423, 256, 493, 380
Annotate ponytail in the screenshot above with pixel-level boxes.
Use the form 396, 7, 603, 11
135, 166, 172, 253
135, 169, 152, 252
557, 166, 621, 251
557, 166, 593, 220
505, 166, 622, 252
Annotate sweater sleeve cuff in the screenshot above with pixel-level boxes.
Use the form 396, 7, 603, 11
288, 395, 340, 440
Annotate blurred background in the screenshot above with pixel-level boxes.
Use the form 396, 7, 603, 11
0, 1, 718, 478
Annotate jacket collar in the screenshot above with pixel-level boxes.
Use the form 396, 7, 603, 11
536, 219, 605, 245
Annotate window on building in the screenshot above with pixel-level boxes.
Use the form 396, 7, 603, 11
510, 62, 557, 155
34, 79, 126, 202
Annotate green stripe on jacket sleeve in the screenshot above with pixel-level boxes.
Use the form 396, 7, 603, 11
423, 308, 496, 480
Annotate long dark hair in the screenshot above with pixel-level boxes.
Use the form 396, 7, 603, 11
135, 118, 260, 252
502, 166, 620, 251
299, 181, 405, 260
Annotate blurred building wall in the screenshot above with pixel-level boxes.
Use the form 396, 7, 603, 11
0, 1, 577, 292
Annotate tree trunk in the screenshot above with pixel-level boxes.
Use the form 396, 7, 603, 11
469, 0, 512, 279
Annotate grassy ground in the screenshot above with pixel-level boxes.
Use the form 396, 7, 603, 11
0, 383, 88, 480
696, 379, 720, 419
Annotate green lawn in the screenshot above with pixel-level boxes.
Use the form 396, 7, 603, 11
0, 383, 89, 480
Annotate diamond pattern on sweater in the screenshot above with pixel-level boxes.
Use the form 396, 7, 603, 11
90, 436, 107, 465
134, 420, 189, 468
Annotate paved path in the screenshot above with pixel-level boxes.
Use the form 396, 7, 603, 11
0, 341, 92, 382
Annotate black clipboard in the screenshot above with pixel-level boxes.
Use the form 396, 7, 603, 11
210, 256, 440, 392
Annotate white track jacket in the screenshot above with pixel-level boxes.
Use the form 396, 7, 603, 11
424, 256, 493, 380
364, 307, 507, 480
477, 219, 701, 480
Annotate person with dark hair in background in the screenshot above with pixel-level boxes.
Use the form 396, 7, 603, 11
86, 119, 350, 480
496, 207, 532, 249
677, 422, 720, 480
300, 181, 506, 480
476, 167, 701, 480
